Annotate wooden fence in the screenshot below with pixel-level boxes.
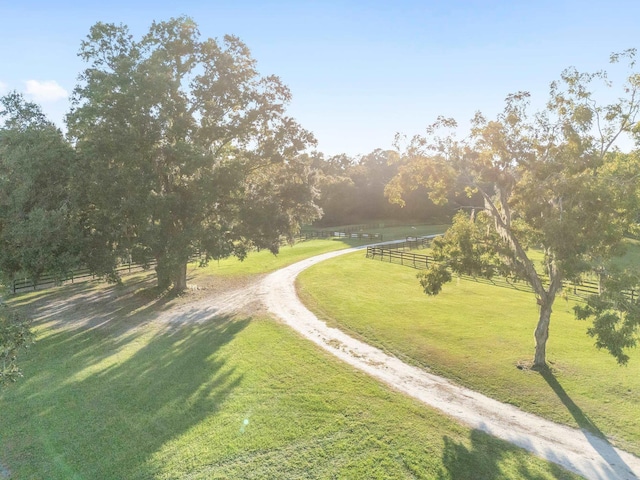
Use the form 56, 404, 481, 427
6, 229, 385, 294
298, 230, 383, 241
8, 258, 158, 294
6, 228, 384, 294
366, 245, 638, 301
383, 236, 432, 250
366, 246, 431, 269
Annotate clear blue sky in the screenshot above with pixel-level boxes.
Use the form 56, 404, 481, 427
2, 0, 640, 157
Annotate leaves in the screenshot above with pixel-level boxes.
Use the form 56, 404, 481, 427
67, 17, 320, 288
0, 308, 34, 386
417, 265, 451, 296
0, 93, 78, 286
574, 271, 640, 365
387, 52, 640, 365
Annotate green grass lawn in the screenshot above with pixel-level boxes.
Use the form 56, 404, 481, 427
190, 239, 351, 280
190, 224, 448, 281
297, 250, 640, 457
0, 272, 578, 479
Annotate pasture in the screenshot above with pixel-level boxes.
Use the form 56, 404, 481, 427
0, 232, 580, 479
297, 246, 640, 457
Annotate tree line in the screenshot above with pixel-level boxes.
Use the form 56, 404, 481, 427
310, 149, 459, 226
2, 16, 640, 383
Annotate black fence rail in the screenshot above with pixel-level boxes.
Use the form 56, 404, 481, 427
8, 258, 158, 294
7, 228, 384, 294
366, 246, 432, 269
384, 236, 433, 250
365, 246, 639, 301
6, 228, 384, 294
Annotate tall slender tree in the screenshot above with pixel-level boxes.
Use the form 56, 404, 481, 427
386, 52, 640, 368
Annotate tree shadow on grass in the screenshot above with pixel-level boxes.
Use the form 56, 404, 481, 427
9, 272, 189, 332
538, 367, 636, 479
1, 299, 250, 479
439, 430, 576, 480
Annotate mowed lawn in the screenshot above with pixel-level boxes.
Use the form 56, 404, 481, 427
0, 237, 579, 479
297, 250, 640, 457
190, 223, 448, 280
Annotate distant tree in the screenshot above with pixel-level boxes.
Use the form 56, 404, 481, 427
314, 149, 450, 226
67, 17, 320, 291
312, 153, 359, 226
386, 51, 640, 368
0, 92, 78, 288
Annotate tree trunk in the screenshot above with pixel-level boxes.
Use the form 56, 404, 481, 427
533, 300, 553, 369
155, 256, 188, 291
155, 255, 172, 290
172, 262, 187, 292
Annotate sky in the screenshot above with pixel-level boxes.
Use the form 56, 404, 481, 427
2, 0, 640, 157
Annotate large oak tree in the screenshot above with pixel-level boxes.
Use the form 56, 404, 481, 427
386, 52, 640, 368
67, 18, 320, 290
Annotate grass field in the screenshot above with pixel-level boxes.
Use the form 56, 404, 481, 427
297, 249, 640, 458
0, 233, 581, 479
190, 223, 448, 280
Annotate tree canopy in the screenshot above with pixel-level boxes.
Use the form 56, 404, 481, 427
66, 17, 320, 290
0, 93, 78, 288
386, 51, 640, 367
313, 149, 451, 226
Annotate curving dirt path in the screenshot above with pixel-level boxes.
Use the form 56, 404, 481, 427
257, 246, 640, 480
